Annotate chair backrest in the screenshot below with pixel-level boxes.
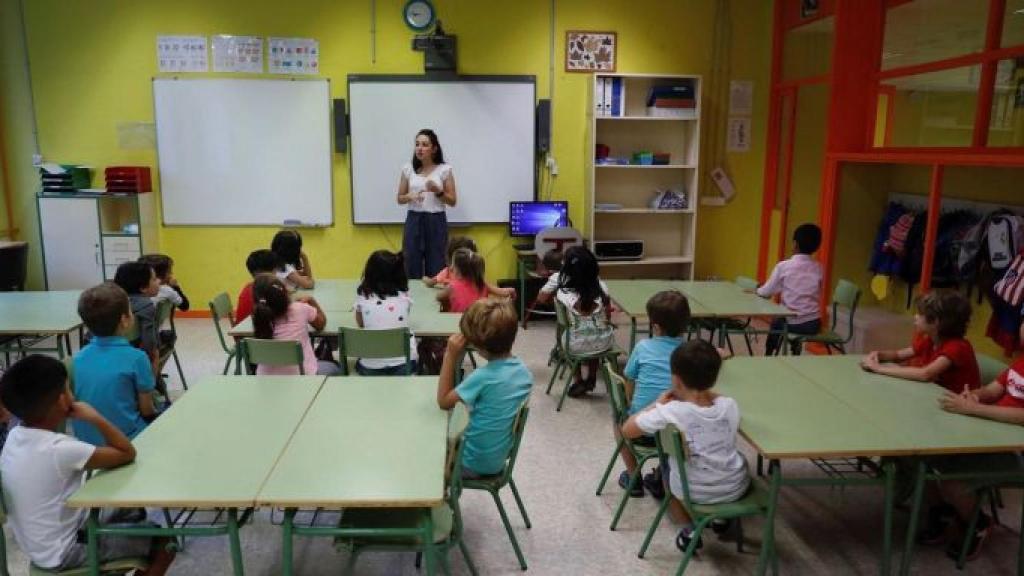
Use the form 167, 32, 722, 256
977, 353, 1009, 385
0, 242, 28, 292
337, 327, 411, 375
208, 293, 235, 355
446, 403, 471, 539
155, 298, 174, 331
734, 275, 758, 291
656, 425, 695, 509
241, 338, 304, 375
604, 362, 630, 424
830, 279, 861, 339
534, 226, 583, 256
493, 401, 530, 485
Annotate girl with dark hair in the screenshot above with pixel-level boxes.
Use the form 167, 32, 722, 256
396, 128, 458, 280
271, 230, 314, 290
555, 245, 614, 396
354, 250, 418, 375
251, 274, 337, 375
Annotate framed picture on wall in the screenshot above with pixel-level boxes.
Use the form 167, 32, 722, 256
565, 31, 616, 73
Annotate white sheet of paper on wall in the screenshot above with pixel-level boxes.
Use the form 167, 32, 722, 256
157, 35, 208, 73
212, 35, 264, 73
728, 80, 753, 115
268, 38, 319, 75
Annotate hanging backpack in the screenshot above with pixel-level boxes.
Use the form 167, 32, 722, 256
566, 304, 615, 355
994, 251, 1024, 307
986, 212, 1023, 274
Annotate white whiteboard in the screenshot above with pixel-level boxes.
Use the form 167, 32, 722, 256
153, 78, 333, 226
349, 77, 536, 224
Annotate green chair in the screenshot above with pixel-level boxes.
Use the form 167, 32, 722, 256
639, 426, 778, 575
208, 293, 238, 375
597, 364, 662, 532
715, 275, 762, 355
462, 401, 532, 571
332, 404, 477, 575
785, 278, 860, 355
240, 339, 304, 375
952, 477, 1024, 570
155, 299, 187, 391
977, 353, 1009, 384
545, 300, 623, 411
337, 327, 412, 375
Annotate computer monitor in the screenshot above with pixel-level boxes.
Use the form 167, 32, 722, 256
509, 201, 569, 237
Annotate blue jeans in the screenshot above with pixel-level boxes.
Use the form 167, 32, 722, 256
765, 317, 821, 356
403, 211, 448, 279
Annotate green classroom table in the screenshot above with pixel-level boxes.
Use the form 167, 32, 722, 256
715, 357, 900, 576
780, 355, 1024, 575
257, 376, 449, 575
68, 375, 327, 576
0, 290, 83, 358
228, 278, 461, 338
604, 280, 793, 350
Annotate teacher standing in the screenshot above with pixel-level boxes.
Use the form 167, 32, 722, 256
397, 128, 457, 280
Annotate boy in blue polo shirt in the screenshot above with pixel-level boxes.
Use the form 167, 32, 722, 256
617, 290, 691, 497
436, 299, 533, 476
72, 283, 158, 446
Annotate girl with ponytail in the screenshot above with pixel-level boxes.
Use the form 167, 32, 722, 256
251, 274, 338, 375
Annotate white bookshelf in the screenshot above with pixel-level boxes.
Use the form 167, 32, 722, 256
588, 73, 701, 279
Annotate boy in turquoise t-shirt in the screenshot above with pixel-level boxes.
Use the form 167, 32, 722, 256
437, 299, 533, 476
72, 283, 158, 446
618, 290, 691, 497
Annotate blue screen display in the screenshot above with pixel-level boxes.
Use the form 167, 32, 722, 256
509, 201, 568, 236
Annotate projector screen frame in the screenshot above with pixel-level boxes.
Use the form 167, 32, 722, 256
346, 74, 538, 226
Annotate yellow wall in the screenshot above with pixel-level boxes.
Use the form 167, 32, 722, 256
7, 0, 772, 304
0, 0, 43, 285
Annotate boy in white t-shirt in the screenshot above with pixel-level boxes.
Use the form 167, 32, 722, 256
0, 355, 175, 573
622, 339, 750, 553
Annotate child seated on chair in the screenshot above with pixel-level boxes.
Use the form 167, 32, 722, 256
924, 321, 1024, 562
139, 254, 187, 352
436, 248, 515, 312
271, 229, 315, 290
436, 299, 533, 477
861, 290, 980, 393
756, 223, 823, 356
73, 283, 159, 445
114, 261, 161, 378
537, 245, 614, 398
422, 235, 477, 288
354, 250, 419, 375
236, 249, 280, 324
252, 274, 338, 376
622, 340, 750, 553
616, 290, 691, 498
0, 355, 176, 573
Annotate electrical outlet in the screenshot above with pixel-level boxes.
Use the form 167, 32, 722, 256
32, 154, 43, 166
546, 154, 559, 176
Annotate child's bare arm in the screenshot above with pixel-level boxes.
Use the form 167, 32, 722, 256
436, 286, 452, 305
974, 380, 1008, 404
940, 391, 1024, 425
70, 402, 136, 470
422, 276, 437, 287
486, 283, 514, 299
137, 391, 156, 417
354, 307, 364, 328
289, 270, 315, 290
437, 334, 465, 409
299, 296, 327, 331
864, 355, 952, 382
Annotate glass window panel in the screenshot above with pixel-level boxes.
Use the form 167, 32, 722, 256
1004, 0, 1024, 48
988, 59, 1024, 146
782, 16, 834, 80
885, 65, 981, 147
882, 0, 987, 70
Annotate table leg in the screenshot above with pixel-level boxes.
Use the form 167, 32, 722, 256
87, 509, 100, 576
423, 510, 436, 576
227, 508, 245, 576
57, 333, 66, 360
282, 508, 295, 576
629, 317, 637, 353
882, 459, 895, 576
756, 459, 782, 576
899, 459, 928, 576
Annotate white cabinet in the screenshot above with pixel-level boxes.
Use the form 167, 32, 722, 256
38, 196, 103, 290
38, 193, 156, 290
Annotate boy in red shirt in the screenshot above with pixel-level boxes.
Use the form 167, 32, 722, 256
861, 291, 980, 392
235, 249, 280, 325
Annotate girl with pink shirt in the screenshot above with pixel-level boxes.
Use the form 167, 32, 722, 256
437, 249, 513, 313
251, 275, 339, 376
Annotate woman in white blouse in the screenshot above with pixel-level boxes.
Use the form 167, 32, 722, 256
396, 129, 458, 279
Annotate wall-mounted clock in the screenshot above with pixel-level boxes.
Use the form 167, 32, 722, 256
404, 0, 436, 32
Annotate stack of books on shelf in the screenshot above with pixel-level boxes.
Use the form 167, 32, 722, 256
105, 166, 152, 194
596, 76, 626, 117
39, 164, 91, 193
646, 81, 697, 119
